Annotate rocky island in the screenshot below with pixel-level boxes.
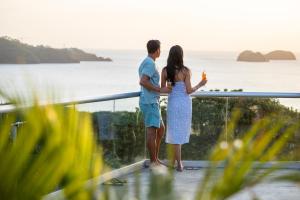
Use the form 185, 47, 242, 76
237, 50, 296, 62
237, 50, 268, 62
265, 50, 296, 60
0, 36, 112, 64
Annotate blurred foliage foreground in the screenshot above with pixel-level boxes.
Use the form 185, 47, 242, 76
0, 93, 102, 200
0, 91, 300, 200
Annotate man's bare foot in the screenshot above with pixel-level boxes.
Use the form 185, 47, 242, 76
149, 161, 159, 169
157, 159, 167, 166
150, 161, 169, 171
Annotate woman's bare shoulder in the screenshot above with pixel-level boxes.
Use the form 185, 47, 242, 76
183, 66, 191, 75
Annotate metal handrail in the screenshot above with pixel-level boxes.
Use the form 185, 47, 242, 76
60, 92, 140, 105
60, 91, 300, 104
191, 91, 300, 98
1, 91, 300, 114
0, 92, 141, 114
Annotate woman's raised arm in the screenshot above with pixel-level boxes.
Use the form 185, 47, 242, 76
184, 68, 207, 94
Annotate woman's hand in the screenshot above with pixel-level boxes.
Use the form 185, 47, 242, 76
199, 79, 207, 87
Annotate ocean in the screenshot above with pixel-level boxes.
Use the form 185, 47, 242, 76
0, 50, 299, 112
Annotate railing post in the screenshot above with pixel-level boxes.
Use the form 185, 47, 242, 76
113, 100, 115, 113
225, 97, 229, 142
112, 100, 116, 156
144, 128, 147, 159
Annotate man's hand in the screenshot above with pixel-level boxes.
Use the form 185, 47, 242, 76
160, 86, 172, 94
140, 75, 172, 93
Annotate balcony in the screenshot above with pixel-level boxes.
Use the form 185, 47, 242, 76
1, 91, 300, 200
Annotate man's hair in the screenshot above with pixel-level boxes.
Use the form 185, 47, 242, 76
147, 40, 161, 54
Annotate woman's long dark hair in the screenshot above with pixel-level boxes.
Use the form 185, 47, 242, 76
165, 45, 187, 86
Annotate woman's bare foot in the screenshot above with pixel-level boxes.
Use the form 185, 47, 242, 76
176, 162, 184, 172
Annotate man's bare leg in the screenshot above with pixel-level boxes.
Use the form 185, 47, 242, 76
156, 122, 165, 165
146, 127, 157, 164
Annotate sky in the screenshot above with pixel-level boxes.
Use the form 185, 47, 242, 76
1, 0, 300, 52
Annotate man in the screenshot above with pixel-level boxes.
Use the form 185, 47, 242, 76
138, 40, 171, 167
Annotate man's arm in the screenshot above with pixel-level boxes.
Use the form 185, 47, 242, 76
140, 75, 170, 93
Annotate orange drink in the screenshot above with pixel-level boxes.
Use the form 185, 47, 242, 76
202, 71, 207, 81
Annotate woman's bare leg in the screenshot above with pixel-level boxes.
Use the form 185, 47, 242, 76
167, 144, 176, 167
174, 144, 183, 171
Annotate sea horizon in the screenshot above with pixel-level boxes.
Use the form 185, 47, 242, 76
0, 49, 300, 111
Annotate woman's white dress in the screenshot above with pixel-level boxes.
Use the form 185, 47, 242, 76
166, 81, 192, 144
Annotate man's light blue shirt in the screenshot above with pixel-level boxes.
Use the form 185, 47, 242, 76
138, 56, 160, 104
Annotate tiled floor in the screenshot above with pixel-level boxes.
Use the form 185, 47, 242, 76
101, 168, 300, 200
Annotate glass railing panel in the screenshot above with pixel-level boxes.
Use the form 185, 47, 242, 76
188, 96, 228, 160
113, 97, 145, 165
156, 96, 228, 161
227, 96, 300, 161
76, 97, 144, 170
158, 95, 300, 162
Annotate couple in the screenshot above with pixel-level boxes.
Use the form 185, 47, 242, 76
139, 40, 207, 171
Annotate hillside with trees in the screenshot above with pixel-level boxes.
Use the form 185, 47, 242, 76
0, 36, 112, 64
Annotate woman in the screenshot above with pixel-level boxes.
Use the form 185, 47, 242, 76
161, 45, 207, 171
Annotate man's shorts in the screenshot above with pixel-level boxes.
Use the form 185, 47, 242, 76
139, 103, 162, 128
